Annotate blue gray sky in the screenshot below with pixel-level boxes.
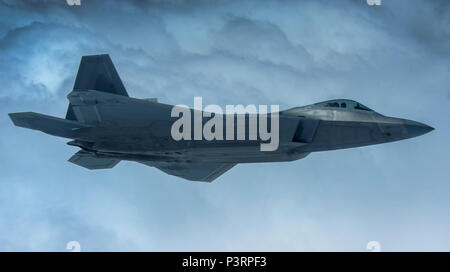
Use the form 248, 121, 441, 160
0, 0, 449, 251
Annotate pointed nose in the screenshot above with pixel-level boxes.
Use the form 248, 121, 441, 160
404, 120, 434, 138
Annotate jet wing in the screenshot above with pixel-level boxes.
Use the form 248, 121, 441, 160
69, 150, 120, 170
140, 161, 236, 182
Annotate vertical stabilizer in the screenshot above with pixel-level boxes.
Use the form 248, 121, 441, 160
66, 54, 129, 121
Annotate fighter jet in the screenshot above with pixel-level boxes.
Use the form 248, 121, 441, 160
8, 54, 434, 182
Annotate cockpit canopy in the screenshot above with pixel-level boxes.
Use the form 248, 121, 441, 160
313, 99, 372, 112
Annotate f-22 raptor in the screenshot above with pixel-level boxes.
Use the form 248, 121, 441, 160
9, 54, 433, 182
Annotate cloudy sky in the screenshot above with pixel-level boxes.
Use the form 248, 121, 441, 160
0, 0, 449, 251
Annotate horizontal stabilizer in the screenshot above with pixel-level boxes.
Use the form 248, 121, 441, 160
69, 150, 120, 170
9, 112, 88, 138
140, 161, 236, 182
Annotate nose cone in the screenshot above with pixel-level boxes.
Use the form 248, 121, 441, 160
404, 120, 434, 138
376, 117, 434, 143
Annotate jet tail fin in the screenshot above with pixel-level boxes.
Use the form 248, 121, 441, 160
66, 54, 128, 121
9, 112, 88, 139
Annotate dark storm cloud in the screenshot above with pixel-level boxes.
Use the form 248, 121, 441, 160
0, 0, 449, 251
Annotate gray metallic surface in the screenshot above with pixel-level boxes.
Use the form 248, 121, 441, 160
8, 54, 434, 182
